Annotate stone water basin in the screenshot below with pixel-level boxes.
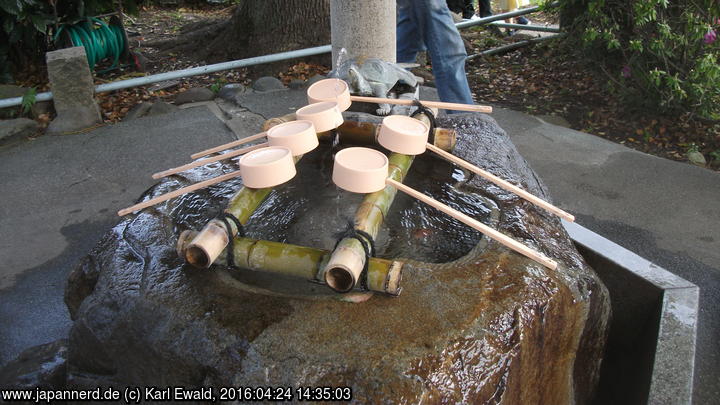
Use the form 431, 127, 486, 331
63, 113, 611, 403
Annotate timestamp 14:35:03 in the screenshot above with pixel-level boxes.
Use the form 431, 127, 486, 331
217, 386, 353, 402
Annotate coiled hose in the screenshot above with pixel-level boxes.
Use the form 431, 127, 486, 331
54, 18, 126, 71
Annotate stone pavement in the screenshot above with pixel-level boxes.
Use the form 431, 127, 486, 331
0, 88, 717, 402
0, 107, 236, 365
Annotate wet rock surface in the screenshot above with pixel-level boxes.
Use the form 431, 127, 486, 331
64, 113, 610, 403
0, 340, 67, 389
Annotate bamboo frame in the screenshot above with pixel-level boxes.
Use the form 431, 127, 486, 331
425, 143, 575, 222
262, 113, 297, 131
323, 111, 444, 292
322, 152, 414, 292
184, 156, 302, 268
178, 231, 404, 295
262, 114, 457, 152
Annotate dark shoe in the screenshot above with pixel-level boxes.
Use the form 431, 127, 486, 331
516, 16, 530, 25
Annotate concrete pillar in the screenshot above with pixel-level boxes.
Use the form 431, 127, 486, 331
330, 0, 396, 65
46, 47, 102, 135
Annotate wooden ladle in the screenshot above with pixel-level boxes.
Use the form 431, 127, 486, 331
190, 101, 344, 161
377, 115, 575, 222
118, 146, 297, 216
153, 120, 319, 179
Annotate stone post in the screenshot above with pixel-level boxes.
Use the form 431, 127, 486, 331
46, 47, 102, 135
330, 0, 396, 65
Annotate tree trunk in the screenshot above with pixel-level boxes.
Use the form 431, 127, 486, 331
153, 0, 331, 66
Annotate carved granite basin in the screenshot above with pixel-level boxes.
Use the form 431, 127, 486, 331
60, 113, 610, 403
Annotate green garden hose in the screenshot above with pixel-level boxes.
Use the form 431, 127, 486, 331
54, 18, 126, 71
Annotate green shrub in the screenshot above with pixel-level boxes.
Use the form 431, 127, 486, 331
555, 0, 720, 120
0, 0, 54, 82
0, 0, 140, 83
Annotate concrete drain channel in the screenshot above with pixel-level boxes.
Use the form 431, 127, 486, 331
564, 221, 698, 405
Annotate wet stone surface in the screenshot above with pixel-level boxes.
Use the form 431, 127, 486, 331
63, 113, 611, 403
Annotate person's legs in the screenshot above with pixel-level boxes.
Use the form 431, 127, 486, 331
498, 0, 514, 23
396, 0, 426, 63
415, 0, 474, 106
445, 0, 464, 15
462, 0, 475, 19
477, 0, 492, 17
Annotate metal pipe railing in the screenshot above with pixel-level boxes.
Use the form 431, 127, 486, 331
455, 2, 558, 30
0, 2, 559, 109
467, 34, 564, 60
0, 45, 331, 109
490, 22, 560, 33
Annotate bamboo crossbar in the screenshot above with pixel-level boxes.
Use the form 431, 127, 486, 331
424, 143, 575, 222
262, 115, 457, 152
184, 156, 303, 268
350, 96, 492, 113
202, 236, 404, 295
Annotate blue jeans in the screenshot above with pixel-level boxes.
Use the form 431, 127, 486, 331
397, 0, 475, 110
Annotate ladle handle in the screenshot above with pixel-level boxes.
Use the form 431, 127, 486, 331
425, 143, 575, 222
190, 131, 267, 159
386, 178, 558, 270
153, 142, 268, 179
350, 96, 492, 113
118, 170, 243, 216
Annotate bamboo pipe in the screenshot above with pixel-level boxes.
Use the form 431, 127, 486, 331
184, 156, 302, 268
322, 153, 414, 293
322, 111, 438, 293
386, 178, 557, 269
153, 142, 267, 179
350, 96, 492, 113
178, 231, 404, 295
424, 143, 575, 222
332, 120, 457, 152
262, 114, 457, 152
117, 170, 242, 216
191, 132, 267, 160
263, 113, 296, 131
323, 153, 414, 292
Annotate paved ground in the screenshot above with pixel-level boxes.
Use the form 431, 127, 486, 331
0, 107, 236, 365
0, 88, 717, 402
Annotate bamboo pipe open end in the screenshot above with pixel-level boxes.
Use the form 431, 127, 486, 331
185, 246, 211, 268
184, 222, 229, 269
324, 266, 356, 293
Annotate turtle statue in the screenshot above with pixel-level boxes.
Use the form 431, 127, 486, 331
329, 58, 418, 116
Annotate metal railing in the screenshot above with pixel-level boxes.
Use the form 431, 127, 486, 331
0, 45, 331, 109
0, 2, 559, 109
